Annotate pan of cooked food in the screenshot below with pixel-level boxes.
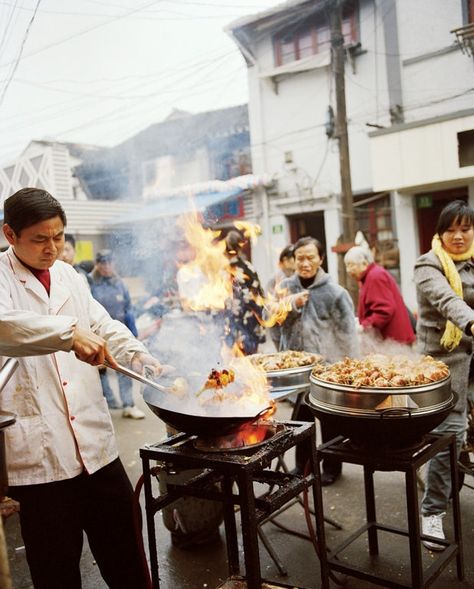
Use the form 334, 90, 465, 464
306, 354, 455, 449
110, 363, 274, 436
249, 350, 326, 392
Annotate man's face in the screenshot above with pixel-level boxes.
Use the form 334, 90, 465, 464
294, 243, 322, 279
60, 241, 75, 265
3, 216, 65, 270
96, 260, 114, 277
280, 256, 295, 277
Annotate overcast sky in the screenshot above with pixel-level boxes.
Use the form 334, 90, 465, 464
0, 0, 280, 165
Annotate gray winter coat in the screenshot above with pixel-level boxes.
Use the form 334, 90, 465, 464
279, 270, 358, 362
414, 251, 474, 413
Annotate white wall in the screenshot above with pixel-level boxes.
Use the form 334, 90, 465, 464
370, 113, 474, 191
237, 0, 474, 291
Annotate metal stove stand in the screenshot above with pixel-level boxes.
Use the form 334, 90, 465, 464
315, 432, 464, 589
140, 421, 330, 589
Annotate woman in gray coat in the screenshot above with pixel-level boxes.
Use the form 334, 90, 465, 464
414, 200, 474, 551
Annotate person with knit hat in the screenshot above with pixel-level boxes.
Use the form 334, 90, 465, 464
414, 199, 474, 551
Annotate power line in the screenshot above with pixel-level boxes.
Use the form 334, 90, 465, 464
0, 0, 42, 108
0, 0, 164, 69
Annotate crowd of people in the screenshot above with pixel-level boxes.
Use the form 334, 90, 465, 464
0, 186, 473, 587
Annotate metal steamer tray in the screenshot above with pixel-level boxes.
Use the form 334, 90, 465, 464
306, 373, 455, 450
266, 363, 315, 392
309, 372, 452, 416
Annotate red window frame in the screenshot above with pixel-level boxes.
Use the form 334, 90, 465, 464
273, 1, 358, 66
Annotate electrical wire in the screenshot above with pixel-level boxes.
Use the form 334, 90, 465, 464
0, 0, 41, 108
0, 0, 164, 69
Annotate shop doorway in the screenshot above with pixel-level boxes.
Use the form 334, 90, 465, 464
289, 212, 327, 271
416, 188, 468, 254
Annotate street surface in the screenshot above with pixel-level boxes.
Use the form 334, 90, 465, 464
5, 371, 474, 589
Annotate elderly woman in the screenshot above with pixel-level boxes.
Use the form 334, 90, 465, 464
344, 245, 415, 345
414, 200, 474, 551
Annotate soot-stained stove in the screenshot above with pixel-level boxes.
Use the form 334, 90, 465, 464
139, 420, 330, 589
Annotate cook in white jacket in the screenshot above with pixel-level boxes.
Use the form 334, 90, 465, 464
0, 187, 163, 589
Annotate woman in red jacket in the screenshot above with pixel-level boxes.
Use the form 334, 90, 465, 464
344, 246, 415, 344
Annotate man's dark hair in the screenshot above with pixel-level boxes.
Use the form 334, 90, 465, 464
436, 200, 474, 235
293, 236, 325, 259
3, 188, 67, 235
64, 234, 76, 248
279, 244, 294, 262
225, 230, 245, 254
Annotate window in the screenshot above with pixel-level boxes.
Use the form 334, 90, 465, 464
465, 0, 474, 23
458, 130, 474, 167
273, 1, 358, 66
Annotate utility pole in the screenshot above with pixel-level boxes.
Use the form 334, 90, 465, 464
329, 0, 356, 295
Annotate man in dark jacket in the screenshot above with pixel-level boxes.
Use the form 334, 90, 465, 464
89, 250, 144, 418
344, 246, 415, 345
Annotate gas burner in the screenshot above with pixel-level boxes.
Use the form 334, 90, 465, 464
193, 421, 287, 453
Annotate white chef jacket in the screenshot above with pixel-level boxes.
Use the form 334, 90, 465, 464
0, 249, 149, 486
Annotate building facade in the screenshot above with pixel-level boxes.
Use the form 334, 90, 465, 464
0, 140, 137, 256
227, 0, 474, 302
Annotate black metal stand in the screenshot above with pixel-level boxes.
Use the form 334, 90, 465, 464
271, 389, 342, 533
315, 432, 464, 589
140, 421, 330, 589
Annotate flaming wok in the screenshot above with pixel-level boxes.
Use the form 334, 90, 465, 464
109, 363, 273, 436
143, 388, 272, 436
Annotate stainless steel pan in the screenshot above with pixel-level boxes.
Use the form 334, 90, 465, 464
106, 362, 273, 436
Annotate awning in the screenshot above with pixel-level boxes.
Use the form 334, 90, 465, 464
106, 186, 243, 226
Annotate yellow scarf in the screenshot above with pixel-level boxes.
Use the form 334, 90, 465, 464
431, 233, 474, 351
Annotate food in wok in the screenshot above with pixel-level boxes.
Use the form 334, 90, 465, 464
250, 350, 324, 372
202, 368, 235, 390
313, 354, 449, 388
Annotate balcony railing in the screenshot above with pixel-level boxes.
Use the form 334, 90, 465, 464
451, 22, 474, 56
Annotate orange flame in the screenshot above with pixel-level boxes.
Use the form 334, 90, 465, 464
253, 285, 294, 328
177, 212, 232, 311
220, 342, 272, 409
232, 423, 272, 447
234, 220, 261, 244
175, 212, 275, 415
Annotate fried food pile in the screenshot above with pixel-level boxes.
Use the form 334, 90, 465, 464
203, 368, 235, 390
314, 354, 449, 388
250, 350, 324, 372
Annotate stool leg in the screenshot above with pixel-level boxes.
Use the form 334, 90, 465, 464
406, 465, 423, 589
363, 466, 378, 554
449, 435, 464, 581
313, 439, 330, 589
237, 471, 262, 589
222, 477, 240, 577
142, 458, 160, 589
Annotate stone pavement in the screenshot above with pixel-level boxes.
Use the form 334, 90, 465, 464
5, 374, 474, 588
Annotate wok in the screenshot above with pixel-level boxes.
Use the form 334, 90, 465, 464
108, 362, 273, 436
143, 389, 272, 436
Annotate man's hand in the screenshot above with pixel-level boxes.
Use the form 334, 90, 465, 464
292, 290, 309, 308
72, 327, 116, 367
131, 352, 163, 377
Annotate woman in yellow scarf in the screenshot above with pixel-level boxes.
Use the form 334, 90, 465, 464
414, 199, 474, 551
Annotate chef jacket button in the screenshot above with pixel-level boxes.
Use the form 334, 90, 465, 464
70, 416, 75, 421
63, 381, 68, 386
